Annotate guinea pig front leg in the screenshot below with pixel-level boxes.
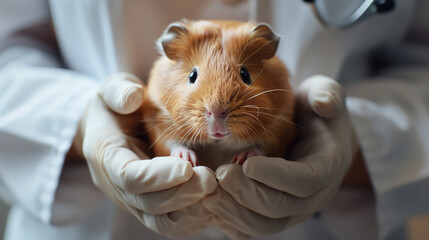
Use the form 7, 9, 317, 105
170, 144, 198, 167
231, 148, 264, 165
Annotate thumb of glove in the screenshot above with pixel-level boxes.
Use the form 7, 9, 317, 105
99, 73, 144, 114
296, 75, 344, 119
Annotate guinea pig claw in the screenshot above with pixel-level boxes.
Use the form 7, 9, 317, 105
232, 149, 263, 165
171, 146, 198, 167
188, 155, 199, 167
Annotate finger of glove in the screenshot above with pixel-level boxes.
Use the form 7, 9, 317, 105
242, 155, 339, 198
140, 201, 214, 237
99, 73, 144, 114
117, 157, 194, 195
217, 164, 334, 218
203, 188, 296, 237
124, 166, 217, 214
212, 216, 252, 240
92, 131, 193, 194
82, 96, 141, 158
296, 75, 344, 118
82, 99, 196, 194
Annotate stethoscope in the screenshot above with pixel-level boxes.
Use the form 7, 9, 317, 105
303, 0, 396, 28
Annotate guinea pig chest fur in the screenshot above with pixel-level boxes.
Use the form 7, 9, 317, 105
140, 20, 296, 170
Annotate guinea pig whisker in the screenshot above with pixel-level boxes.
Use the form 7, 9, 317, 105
180, 123, 200, 148
227, 82, 241, 103
150, 120, 192, 149
138, 116, 170, 123
245, 123, 264, 147
187, 124, 197, 146
190, 125, 201, 146
231, 120, 245, 142
136, 115, 173, 137
243, 105, 282, 111
245, 65, 265, 89
163, 86, 180, 107
232, 80, 240, 89
200, 127, 207, 151
242, 105, 260, 117
139, 121, 168, 134
192, 126, 202, 146
232, 118, 257, 144
234, 63, 260, 67
248, 111, 305, 130
149, 122, 178, 149
231, 120, 247, 141
167, 123, 195, 149
195, 124, 205, 145
247, 115, 280, 142
244, 89, 292, 102
242, 112, 268, 135
238, 39, 253, 65
198, 128, 205, 145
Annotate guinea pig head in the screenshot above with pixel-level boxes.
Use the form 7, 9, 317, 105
153, 20, 294, 147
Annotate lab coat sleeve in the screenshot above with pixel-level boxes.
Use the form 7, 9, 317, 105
0, 7, 98, 224
345, 59, 429, 239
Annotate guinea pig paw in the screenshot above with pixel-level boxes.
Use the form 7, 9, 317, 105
231, 148, 263, 165
171, 146, 198, 167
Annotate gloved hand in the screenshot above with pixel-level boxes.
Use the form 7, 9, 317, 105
75, 73, 217, 237
203, 75, 358, 239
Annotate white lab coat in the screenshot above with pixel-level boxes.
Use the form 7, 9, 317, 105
1, 0, 428, 239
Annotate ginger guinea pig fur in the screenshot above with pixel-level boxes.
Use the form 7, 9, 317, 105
141, 20, 296, 170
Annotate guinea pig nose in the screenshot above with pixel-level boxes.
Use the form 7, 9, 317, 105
205, 107, 229, 119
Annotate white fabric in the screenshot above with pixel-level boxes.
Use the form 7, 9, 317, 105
346, 63, 429, 239
1, 0, 429, 239
0, 0, 49, 43
0, 37, 97, 224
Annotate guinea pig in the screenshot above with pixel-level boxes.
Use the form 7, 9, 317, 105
140, 20, 296, 170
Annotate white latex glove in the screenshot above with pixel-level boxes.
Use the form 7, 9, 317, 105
203, 75, 358, 239
76, 73, 217, 237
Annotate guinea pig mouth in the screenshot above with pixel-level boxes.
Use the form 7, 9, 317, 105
207, 120, 230, 139
209, 132, 230, 139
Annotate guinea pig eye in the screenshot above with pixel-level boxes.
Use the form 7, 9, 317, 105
188, 67, 198, 84
240, 66, 251, 85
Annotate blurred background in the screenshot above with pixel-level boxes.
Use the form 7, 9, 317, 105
0, 201, 9, 238
2, 200, 429, 239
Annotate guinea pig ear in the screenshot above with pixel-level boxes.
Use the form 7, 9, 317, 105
250, 23, 280, 60
158, 22, 189, 60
